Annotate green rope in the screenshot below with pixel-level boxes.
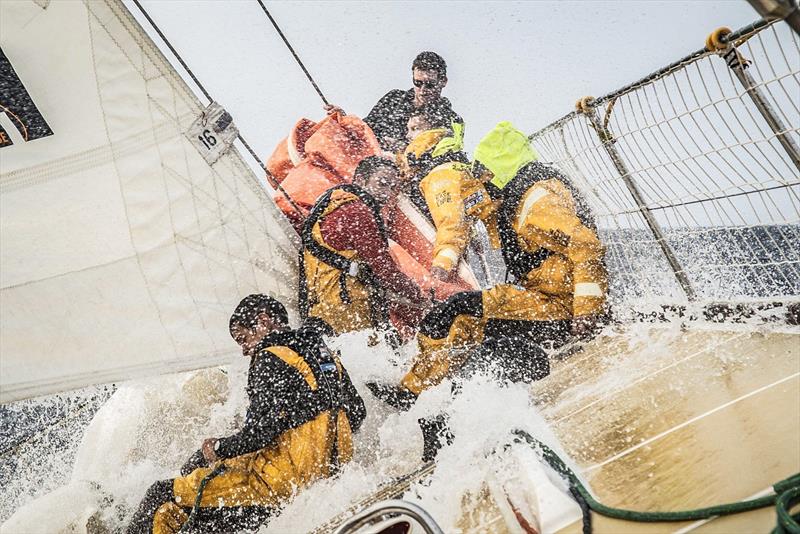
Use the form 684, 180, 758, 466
512, 429, 800, 532
178, 464, 226, 533
773, 485, 800, 534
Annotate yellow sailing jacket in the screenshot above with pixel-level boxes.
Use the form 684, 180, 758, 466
494, 171, 607, 318
403, 128, 497, 274
419, 161, 495, 273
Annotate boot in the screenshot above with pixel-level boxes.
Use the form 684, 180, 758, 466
419, 414, 454, 463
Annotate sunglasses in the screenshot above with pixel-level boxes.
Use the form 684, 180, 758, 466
413, 78, 439, 89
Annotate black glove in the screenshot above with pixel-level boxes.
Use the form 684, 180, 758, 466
366, 381, 418, 411
419, 414, 454, 463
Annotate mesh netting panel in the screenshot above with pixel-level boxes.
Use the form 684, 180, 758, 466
530, 21, 800, 305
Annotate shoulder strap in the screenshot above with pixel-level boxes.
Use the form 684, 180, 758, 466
254, 329, 344, 414
302, 184, 388, 271
497, 162, 600, 281
510, 162, 598, 231
301, 184, 390, 326
496, 167, 553, 281
255, 329, 349, 470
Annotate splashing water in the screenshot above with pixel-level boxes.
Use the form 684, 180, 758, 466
3, 317, 794, 533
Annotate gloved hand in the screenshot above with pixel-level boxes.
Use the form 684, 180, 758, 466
366, 382, 418, 411
430, 266, 453, 282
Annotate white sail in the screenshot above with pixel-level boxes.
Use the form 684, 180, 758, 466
0, 0, 298, 402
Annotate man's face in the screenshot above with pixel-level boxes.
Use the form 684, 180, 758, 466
412, 68, 445, 106
230, 313, 276, 357
367, 167, 400, 206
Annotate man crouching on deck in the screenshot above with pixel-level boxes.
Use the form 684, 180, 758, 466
127, 294, 366, 534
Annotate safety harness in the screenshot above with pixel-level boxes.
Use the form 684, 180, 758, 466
261, 329, 348, 473
298, 184, 390, 329
495, 162, 598, 282
259, 330, 346, 428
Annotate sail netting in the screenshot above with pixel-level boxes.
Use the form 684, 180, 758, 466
528, 21, 800, 305
0, 0, 298, 403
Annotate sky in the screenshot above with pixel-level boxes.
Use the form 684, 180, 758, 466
125, 0, 760, 160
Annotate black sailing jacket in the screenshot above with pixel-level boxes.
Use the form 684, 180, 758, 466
364, 89, 462, 151
215, 326, 366, 459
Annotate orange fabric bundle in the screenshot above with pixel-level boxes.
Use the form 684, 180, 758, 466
267, 114, 382, 230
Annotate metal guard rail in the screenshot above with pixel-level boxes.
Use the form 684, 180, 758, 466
333, 499, 445, 534
528, 18, 774, 139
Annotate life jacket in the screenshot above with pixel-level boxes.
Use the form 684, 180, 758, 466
252, 328, 353, 470
299, 184, 390, 334
267, 115, 382, 227
496, 162, 598, 282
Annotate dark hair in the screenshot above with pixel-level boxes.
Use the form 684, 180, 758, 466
229, 294, 288, 335
412, 51, 447, 78
353, 156, 399, 186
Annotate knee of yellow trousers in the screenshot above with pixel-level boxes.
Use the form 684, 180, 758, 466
483, 284, 571, 322
173, 467, 211, 506
152, 502, 188, 534
418, 332, 449, 357
401, 368, 431, 395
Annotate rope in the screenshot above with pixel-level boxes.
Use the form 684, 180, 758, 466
511, 429, 800, 533
131, 0, 211, 102
602, 98, 617, 132
178, 464, 227, 533
705, 26, 752, 70
569, 486, 593, 534
575, 96, 594, 114
255, 0, 330, 106
575, 96, 615, 144
705, 26, 733, 52
130, 0, 305, 219
774, 486, 800, 534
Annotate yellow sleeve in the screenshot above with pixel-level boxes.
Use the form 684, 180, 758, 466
420, 167, 470, 273
515, 180, 607, 316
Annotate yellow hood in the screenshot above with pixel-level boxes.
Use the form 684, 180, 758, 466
474, 121, 539, 190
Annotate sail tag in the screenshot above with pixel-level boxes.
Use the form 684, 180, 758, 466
186, 102, 239, 164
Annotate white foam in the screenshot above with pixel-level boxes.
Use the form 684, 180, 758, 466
7, 322, 761, 533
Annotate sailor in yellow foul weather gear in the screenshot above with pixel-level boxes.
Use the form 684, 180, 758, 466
127, 295, 366, 534
300, 157, 429, 336
401, 111, 496, 281
386, 121, 608, 398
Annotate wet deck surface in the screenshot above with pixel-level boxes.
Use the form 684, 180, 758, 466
535, 325, 800, 533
